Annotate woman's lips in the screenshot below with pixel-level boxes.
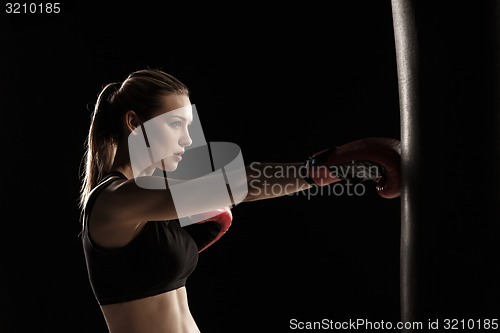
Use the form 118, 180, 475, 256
173, 152, 184, 161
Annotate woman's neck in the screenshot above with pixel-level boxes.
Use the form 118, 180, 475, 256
111, 144, 134, 179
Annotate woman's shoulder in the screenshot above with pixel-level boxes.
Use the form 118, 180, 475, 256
87, 171, 180, 229
87, 171, 128, 207
84, 172, 123, 215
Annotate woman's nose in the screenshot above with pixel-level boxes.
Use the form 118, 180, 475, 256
179, 129, 192, 147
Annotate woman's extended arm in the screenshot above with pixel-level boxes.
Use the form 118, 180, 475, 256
101, 137, 400, 227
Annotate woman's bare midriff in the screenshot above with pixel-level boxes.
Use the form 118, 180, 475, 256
100, 287, 200, 333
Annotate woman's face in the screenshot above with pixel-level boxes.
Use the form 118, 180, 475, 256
144, 94, 193, 172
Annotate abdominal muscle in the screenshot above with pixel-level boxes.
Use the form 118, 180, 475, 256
101, 287, 200, 333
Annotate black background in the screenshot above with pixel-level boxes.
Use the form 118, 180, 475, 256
0, 1, 498, 332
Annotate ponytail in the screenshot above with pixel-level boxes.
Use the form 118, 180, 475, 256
79, 82, 121, 211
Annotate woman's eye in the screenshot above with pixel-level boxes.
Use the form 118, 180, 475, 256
170, 121, 182, 128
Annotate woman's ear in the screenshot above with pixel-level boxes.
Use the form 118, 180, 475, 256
124, 110, 140, 132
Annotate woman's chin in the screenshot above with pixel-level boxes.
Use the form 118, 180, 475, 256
160, 162, 179, 173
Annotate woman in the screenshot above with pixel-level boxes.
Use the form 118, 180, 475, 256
79, 68, 401, 333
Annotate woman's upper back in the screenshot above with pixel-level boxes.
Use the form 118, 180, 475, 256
81, 171, 199, 306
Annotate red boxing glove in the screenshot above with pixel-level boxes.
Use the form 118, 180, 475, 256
184, 207, 233, 253
303, 137, 401, 199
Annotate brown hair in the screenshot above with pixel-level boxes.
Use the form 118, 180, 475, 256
78, 68, 189, 211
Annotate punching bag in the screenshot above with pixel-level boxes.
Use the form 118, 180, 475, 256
391, 0, 500, 331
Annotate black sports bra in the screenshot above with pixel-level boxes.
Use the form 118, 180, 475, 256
81, 172, 199, 305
